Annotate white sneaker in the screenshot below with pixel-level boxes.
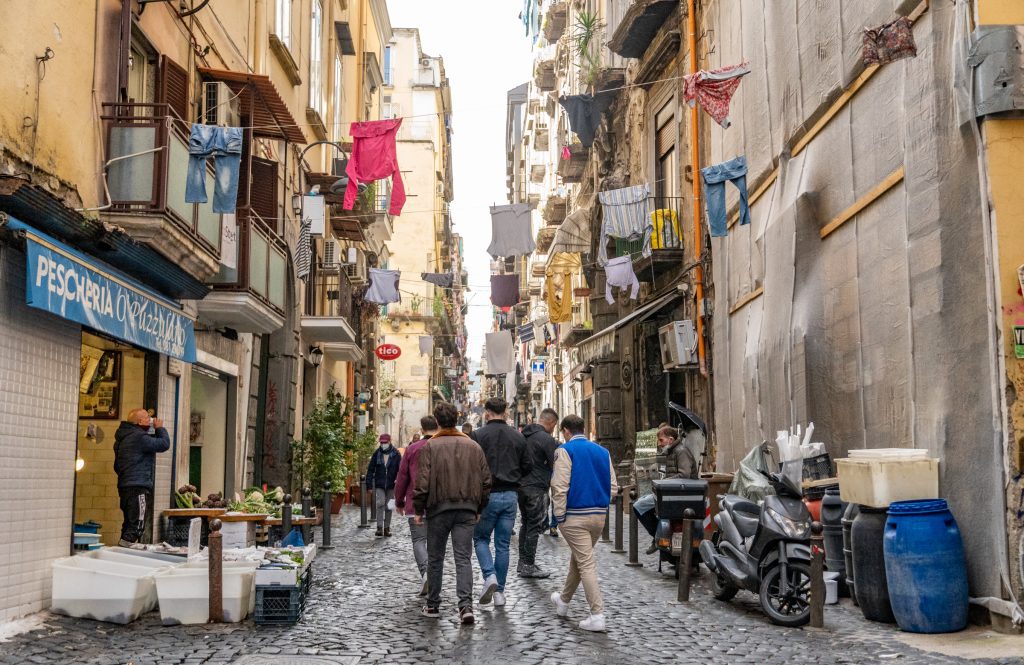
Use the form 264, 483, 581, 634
493, 591, 506, 607
419, 573, 428, 597
579, 613, 607, 632
550, 591, 569, 618
479, 574, 498, 604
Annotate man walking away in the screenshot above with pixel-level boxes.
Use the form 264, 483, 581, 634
470, 397, 532, 607
366, 434, 401, 537
550, 414, 618, 632
114, 408, 170, 546
413, 402, 492, 624
395, 416, 439, 595
518, 408, 560, 578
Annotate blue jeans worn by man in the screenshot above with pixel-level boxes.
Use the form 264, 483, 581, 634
185, 124, 243, 214
474, 490, 518, 600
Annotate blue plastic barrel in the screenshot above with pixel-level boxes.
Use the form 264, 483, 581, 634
884, 499, 968, 633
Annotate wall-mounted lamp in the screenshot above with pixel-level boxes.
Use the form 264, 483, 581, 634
291, 194, 303, 215
75, 458, 85, 472
309, 346, 325, 368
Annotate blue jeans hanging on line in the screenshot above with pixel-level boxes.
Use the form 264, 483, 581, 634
185, 124, 243, 214
701, 155, 751, 237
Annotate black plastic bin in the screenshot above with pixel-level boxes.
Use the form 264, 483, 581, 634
254, 564, 313, 625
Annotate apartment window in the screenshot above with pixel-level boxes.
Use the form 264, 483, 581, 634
653, 100, 678, 201
383, 45, 394, 86
309, 0, 324, 114
127, 38, 157, 104
275, 0, 292, 49
333, 55, 344, 138
382, 95, 400, 120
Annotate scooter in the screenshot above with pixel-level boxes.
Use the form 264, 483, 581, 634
699, 468, 813, 627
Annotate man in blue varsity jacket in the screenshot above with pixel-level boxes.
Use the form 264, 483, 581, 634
549, 415, 618, 632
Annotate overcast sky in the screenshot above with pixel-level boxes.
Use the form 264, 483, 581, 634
387, 0, 535, 365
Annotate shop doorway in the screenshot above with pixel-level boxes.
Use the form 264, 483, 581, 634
74, 331, 158, 547
189, 366, 236, 500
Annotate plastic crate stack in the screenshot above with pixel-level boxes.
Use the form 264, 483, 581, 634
254, 564, 313, 625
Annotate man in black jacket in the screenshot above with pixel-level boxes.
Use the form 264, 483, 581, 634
517, 408, 560, 578
469, 397, 532, 607
113, 408, 170, 546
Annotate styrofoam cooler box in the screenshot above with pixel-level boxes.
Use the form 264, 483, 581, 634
836, 457, 939, 507
87, 549, 182, 571
220, 520, 257, 549
51, 556, 160, 624
154, 567, 255, 624
255, 564, 303, 586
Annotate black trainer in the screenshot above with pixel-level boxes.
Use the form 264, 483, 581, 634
421, 605, 440, 618
375, 528, 384, 537
459, 606, 475, 625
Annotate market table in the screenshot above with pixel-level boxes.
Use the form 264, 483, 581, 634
160, 508, 227, 546
259, 515, 320, 546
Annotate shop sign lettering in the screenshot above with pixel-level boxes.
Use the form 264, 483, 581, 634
25, 237, 196, 362
375, 343, 401, 360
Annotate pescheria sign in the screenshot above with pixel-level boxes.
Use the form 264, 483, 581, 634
22, 229, 197, 362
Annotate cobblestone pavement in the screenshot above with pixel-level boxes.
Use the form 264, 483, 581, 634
0, 507, 1018, 665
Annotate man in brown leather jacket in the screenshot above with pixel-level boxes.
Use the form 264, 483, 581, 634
413, 402, 492, 624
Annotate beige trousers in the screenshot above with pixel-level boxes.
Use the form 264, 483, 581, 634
558, 513, 606, 614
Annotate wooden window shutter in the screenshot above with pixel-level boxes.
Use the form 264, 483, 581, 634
654, 101, 676, 158
158, 55, 190, 122
250, 158, 279, 229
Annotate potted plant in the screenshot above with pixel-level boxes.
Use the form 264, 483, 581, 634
347, 430, 379, 507
410, 294, 422, 314
292, 385, 357, 515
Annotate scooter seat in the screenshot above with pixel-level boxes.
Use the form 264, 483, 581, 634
720, 495, 761, 517
734, 512, 759, 538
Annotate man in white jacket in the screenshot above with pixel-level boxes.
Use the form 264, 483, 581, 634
549, 415, 618, 632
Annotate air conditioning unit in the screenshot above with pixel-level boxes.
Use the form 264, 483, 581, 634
659, 320, 698, 369
201, 81, 241, 127
346, 248, 367, 285
322, 240, 340, 270
420, 56, 431, 67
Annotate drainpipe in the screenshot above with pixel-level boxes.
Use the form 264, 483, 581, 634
687, 0, 708, 378
253, 0, 266, 73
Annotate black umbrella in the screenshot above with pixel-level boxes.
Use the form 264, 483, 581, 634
668, 402, 707, 436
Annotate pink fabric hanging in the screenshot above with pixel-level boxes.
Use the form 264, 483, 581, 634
681, 62, 751, 128
562, 145, 572, 160
343, 119, 406, 215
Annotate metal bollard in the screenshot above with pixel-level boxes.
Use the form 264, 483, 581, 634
208, 519, 223, 623
611, 488, 625, 553
626, 487, 642, 567
810, 521, 825, 628
677, 509, 695, 602
301, 487, 312, 544
370, 484, 378, 522
601, 504, 611, 542
358, 476, 370, 528
281, 494, 292, 546
321, 481, 334, 549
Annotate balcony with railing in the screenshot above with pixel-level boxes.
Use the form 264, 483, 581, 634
616, 196, 686, 280
543, 1, 569, 41
101, 103, 222, 281
300, 264, 361, 360
198, 215, 289, 333
557, 144, 589, 183
562, 287, 594, 347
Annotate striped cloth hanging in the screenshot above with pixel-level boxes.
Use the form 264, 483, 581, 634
597, 184, 653, 266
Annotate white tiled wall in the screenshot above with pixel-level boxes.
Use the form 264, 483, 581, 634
0, 249, 81, 621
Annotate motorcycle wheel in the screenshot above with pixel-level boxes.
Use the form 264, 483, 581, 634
711, 570, 738, 601
759, 561, 812, 627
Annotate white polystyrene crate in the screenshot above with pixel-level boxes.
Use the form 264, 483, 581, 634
153, 567, 254, 624
836, 457, 939, 507
847, 448, 929, 460
51, 556, 159, 624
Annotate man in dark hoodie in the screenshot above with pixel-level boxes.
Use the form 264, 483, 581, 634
517, 408, 560, 579
470, 397, 532, 606
113, 408, 170, 546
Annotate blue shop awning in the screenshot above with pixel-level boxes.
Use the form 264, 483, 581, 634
4, 217, 196, 362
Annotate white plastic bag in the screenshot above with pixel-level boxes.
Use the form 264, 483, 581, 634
386, 498, 396, 511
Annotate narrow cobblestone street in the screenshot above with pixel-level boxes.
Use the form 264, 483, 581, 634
1, 507, 1019, 665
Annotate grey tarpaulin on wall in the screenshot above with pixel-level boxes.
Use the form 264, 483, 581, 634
705, 0, 1007, 599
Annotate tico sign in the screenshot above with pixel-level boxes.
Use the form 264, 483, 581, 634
375, 343, 402, 360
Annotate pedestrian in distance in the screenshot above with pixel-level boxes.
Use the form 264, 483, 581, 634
469, 397, 533, 607
394, 416, 439, 595
366, 433, 401, 537
550, 414, 618, 632
113, 408, 170, 547
517, 408, 560, 578
413, 402, 492, 624
461, 422, 473, 436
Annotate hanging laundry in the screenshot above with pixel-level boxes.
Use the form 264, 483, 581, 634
597, 184, 653, 266
485, 330, 515, 375
559, 92, 616, 148
681, 62, 751, 128
343, 119, 406, 215
863, 17, 917, 66
604, 255, 640, 304
505, 371, 518, 401
418, 336, 433, 357
490, 274, 520, 308
701, 155, 751, 237
185, 124, 243, 213
544, 252, 580, 324
364, 268, 401, 304
421, 272, 454, 288
650, 208, 682, 249
517, 324, 536, 343
487, 203, 535, 258
295, 220, 312, 280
